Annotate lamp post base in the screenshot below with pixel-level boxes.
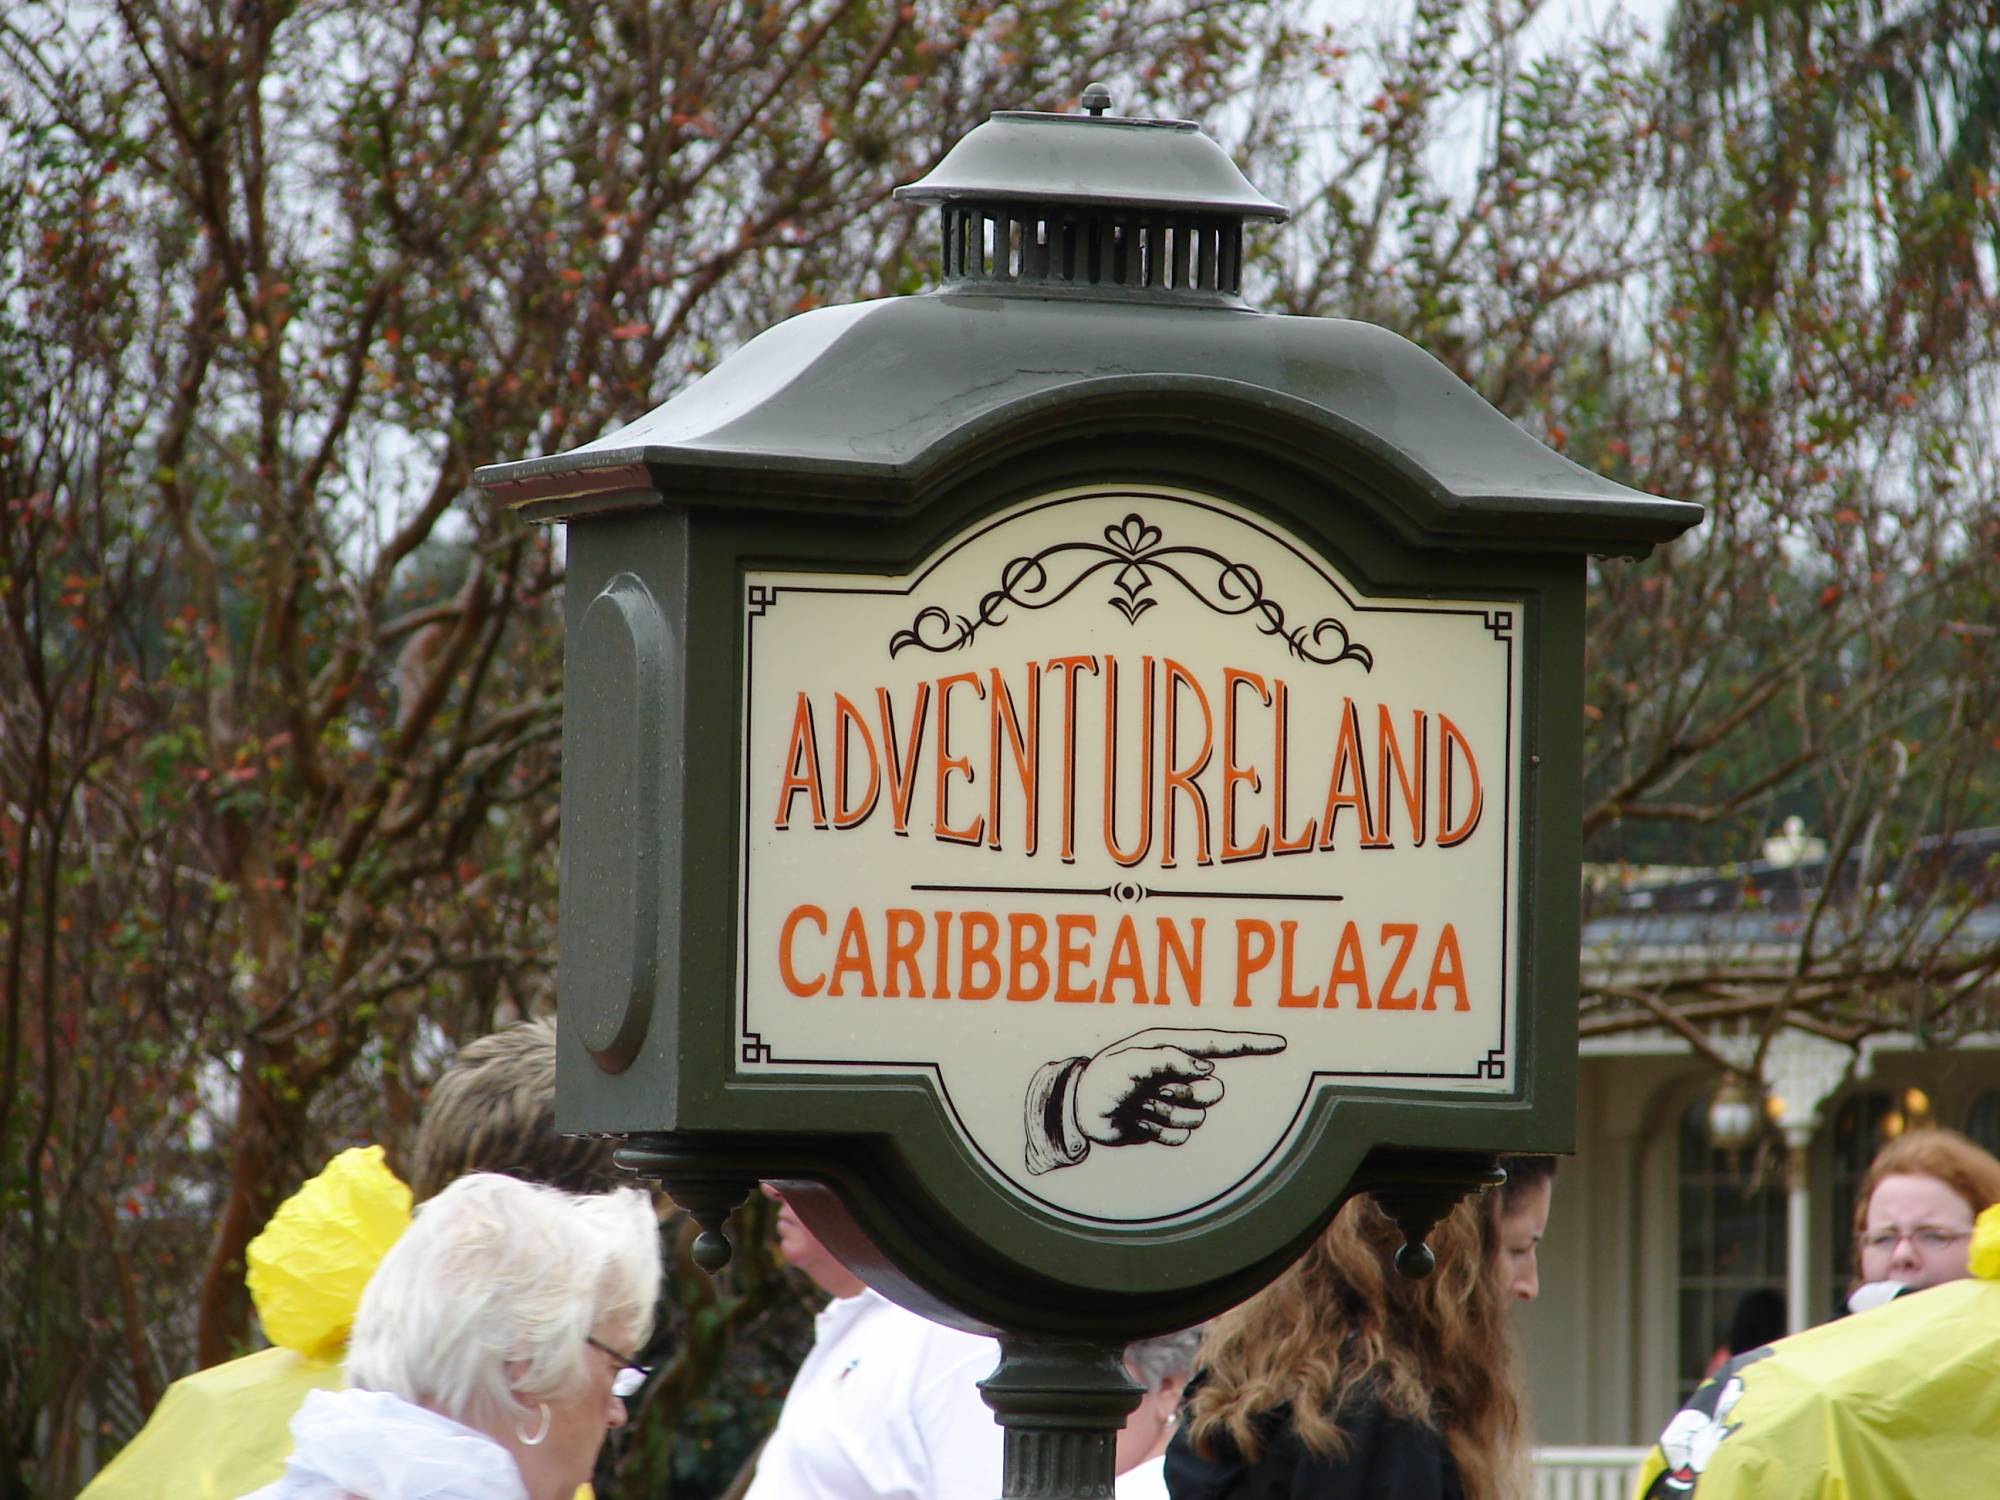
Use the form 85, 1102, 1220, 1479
979, 1336, 1143, 1499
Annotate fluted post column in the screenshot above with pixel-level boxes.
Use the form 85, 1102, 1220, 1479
979, 1336, 1143, 1499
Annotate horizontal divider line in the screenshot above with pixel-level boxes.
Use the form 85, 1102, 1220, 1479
907, 883, 1343, 902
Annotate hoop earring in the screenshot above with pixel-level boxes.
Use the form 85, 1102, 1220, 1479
518, 1402, 551, 1447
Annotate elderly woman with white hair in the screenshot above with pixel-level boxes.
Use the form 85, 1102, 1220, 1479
247, 1171, 661, 1500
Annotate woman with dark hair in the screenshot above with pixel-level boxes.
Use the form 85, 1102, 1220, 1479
1164, 1188, 1530, 1500
1487, 1154, 1555, 1305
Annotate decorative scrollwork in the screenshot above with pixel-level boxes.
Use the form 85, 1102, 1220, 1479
888, 512, 1373, 669
887, 604, 977, 655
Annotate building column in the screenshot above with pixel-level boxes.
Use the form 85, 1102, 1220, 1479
1783, 1126, 1814, 1334
1719, 1029, 1853, 1334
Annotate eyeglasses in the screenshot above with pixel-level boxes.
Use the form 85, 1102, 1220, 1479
586, 1335, 650, 1399
1857, 1225, 1972, 1254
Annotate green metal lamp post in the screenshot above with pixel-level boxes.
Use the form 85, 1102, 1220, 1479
478, 85, 1699, 1500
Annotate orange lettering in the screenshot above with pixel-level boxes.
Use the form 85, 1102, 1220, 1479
1009, 913, 1050, 1000
1424, 923, 1469, 1011
1316, 697, 1373, 849
1325, 921, 1368, 1008
883, 907, 925, 997
1161, 659, 1214, 868
828, 908, 877, 997
1276, 920, 1321, 1007
1044, 656, 1098, 863
1233, 918, 1275, 1005
1102, 656, 1156, 867
1221, 669, 1271, 861
1103, 915, 1151, 1003
878, 684, 930, 836
1054, 914, 1097, 1002
774, 695, 828, 829
960, 911, 1000, 999
830, 693, 880, 829
1271, 679, 1319, 854
1437, 715, 1483, 847
935, 673, 986, 844
987, 667, 1039, 854
778, 905, 828, 996
1371, 706, 1426, 848
1158, 918, 1204, 1006
932, 909, 952, 997
1377, 923, 1419, 1009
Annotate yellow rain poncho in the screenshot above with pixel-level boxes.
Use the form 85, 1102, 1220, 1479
80, 1147, 412, 1500
1632, 1202, 2000, 1499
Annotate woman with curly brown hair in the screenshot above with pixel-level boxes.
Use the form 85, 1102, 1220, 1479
1163, 1178, 1536, 1500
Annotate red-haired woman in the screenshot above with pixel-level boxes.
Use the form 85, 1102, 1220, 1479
1849, 1127, 2000, 1308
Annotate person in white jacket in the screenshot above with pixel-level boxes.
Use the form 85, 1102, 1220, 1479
246, 1173, 660, 1500
743, 1186, 1005, 1500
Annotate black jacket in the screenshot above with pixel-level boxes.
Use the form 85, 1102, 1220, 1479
1163, 1392, 1464, 1500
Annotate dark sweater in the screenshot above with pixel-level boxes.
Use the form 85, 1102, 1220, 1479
1163, 1392, 1464, 1500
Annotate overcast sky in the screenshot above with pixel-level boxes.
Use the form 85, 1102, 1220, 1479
1315, 0, 1675, 57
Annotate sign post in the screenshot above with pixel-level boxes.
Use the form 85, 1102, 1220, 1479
478, 86, 1700, 1499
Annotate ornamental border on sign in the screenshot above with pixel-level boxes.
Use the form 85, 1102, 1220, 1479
732, 486, 1522, 1226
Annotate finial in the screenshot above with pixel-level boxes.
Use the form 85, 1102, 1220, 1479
1395, 1237, 1437, 1279
612, 1138, 755, 1282
1081, 81, 1113, 117
690, 1211, 736, 1272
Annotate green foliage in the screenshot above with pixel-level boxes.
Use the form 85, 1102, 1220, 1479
0, 0, 1282, 1495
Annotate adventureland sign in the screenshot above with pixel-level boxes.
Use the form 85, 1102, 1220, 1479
737, 486, 1522, 1225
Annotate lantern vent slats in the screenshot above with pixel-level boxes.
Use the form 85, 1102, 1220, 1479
939, 205, 1244, 302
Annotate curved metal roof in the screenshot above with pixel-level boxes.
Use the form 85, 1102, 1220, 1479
476, 292, 1701, 557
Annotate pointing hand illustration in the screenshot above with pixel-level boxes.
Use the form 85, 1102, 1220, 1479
1024, 1028, 1288, 1174
1074, 1028, 1289, 1147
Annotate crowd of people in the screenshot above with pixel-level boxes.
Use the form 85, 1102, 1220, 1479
82, 1018, 632, 1500
82, 1015, 2000, 1500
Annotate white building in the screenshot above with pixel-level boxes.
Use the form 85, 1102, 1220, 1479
1521, 830, 2000, 1454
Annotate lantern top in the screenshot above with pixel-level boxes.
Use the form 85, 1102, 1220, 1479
893, 86, 1286, 305
894, 87, 1288, 224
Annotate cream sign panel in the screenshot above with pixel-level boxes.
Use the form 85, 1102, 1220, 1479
737, 486, 1523, 1224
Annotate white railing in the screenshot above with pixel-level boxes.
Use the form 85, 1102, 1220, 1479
1531, 1445, 1649, 1500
